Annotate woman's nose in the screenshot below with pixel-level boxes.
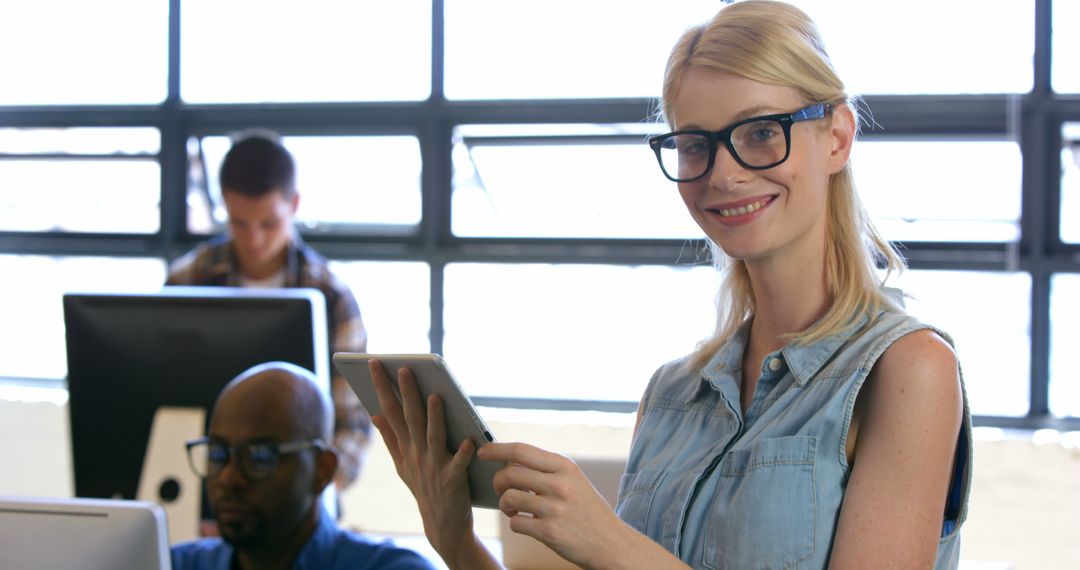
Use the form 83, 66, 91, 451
707, 143, 749, 188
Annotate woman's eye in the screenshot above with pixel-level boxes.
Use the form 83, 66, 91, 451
738, 121, 781, 145
678, 137, 709, 156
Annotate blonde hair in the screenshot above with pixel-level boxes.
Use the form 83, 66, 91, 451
659, 0, 906, 370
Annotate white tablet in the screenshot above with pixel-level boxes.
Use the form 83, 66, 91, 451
332, 352, 503, 509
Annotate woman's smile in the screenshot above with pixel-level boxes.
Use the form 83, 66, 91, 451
705, 194, 778, 225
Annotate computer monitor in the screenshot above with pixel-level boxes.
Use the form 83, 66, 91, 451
62, 286, 330, 540
0, 495, 171, 569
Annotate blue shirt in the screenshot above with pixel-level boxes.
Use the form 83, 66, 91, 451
616, 289, 972, 569
171, 507, 436, 570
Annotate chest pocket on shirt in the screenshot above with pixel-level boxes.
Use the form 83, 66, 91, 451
615, 468, 667, 538
704, 435, 817, 570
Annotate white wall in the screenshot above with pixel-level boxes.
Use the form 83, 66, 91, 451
3, 395, 1078, 569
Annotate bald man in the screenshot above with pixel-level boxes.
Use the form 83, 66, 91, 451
171, 362, 435, 570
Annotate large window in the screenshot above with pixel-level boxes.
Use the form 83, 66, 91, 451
854, 140, 1023, 243
805, 0, 1035, 95
0, 128, 161, 233
190, 135, 423, 234
1052, 0, 1080, 93
450, 124, 698, 239
181, 1, 431, 103
1, 0, 1076, 429
443, 263, 717, 401
0, 1, 169, 105
0, 256, 166, 381
1062, 123, 1080, 244
443, 1, 720, 100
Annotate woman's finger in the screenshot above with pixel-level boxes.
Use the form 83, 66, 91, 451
493, 462, 553, 497
368, 359, 409, 441
478, 441, 569, 473
426, 394, 448, 455
397, 367, 428, 452
449, 437, 476, 479
507, 511, 551, 543
499, 486, 547, 518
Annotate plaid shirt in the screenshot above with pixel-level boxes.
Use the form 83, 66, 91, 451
167, 234, 375, 491
166, 233, 368, 371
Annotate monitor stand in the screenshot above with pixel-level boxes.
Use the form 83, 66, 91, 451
137, 406, 205, 545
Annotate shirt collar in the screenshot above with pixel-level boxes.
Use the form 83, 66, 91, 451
222, 231, 303, 287
217, 505, 334, 570
700, 287, 905, 388
292, 505, 337, 569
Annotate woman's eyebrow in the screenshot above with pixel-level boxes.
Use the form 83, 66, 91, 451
675, 105, 789, 131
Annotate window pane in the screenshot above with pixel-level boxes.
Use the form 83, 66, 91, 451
1052, 0, 1080, 93
181, 0, 430, 103
445, 1, 720, 100
328, 261, 431, 353
0, 128, 160, 155
0, 161, 160, 233
189, 135, 422, 235
0, 128, 161, 233
801, 0, 1033, 95
0, 255, 166, 381
0, 1, 167, 105
854, 140, 1021, 242
890, 270, 1031, 417
446, 0, 1032, 100
0, 126, 159, 231
444, 263, 717, 401
1061, 123, 1080, 244
1050, 274, 1080, 417
451, 125, 700, 239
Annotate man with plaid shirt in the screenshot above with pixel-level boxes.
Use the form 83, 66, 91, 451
168, 130, 372, 496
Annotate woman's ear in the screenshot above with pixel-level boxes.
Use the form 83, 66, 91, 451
826, 104, 857, 174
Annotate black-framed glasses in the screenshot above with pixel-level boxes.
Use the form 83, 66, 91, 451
648, 102, 834, 183
185, 437, 327, 481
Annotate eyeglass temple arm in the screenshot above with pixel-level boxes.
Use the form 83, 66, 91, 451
792, 103, 829, 122
277, 439, 328, 453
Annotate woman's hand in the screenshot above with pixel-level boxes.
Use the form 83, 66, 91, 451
367, 359, 498, 568
479, 443, 687, 570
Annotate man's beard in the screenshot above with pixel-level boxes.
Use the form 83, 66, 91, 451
218, 512, 268, 549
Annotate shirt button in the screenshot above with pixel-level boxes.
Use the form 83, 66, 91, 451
768, 357, 783, 372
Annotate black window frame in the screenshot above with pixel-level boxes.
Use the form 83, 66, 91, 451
0, 0, 1077, 431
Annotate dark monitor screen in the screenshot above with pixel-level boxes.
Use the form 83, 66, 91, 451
63, 286, 329, 504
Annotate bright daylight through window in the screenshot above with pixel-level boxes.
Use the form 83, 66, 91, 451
0, 0, 1075, 428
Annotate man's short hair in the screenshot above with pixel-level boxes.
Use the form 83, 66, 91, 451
219, 130, 297, 199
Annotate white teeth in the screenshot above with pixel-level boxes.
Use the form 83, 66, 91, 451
717, 199, 767, 217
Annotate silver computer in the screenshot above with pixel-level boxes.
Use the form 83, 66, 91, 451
0, 495, 172, 570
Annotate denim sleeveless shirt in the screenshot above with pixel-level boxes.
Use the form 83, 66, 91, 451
616, 291, 973, 569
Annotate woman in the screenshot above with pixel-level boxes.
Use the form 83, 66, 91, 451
370, 1, 972, 568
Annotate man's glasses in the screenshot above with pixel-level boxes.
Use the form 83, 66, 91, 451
185, 437, 327, 481
648, 102, 833, 183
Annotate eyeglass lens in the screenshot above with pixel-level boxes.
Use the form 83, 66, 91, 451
188, 441, 279, 480
658, 118, 789, 181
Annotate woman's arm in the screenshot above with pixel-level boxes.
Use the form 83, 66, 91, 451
369, 359, 686, 570
828, 329, 963, 569
368, 360, 503, 570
